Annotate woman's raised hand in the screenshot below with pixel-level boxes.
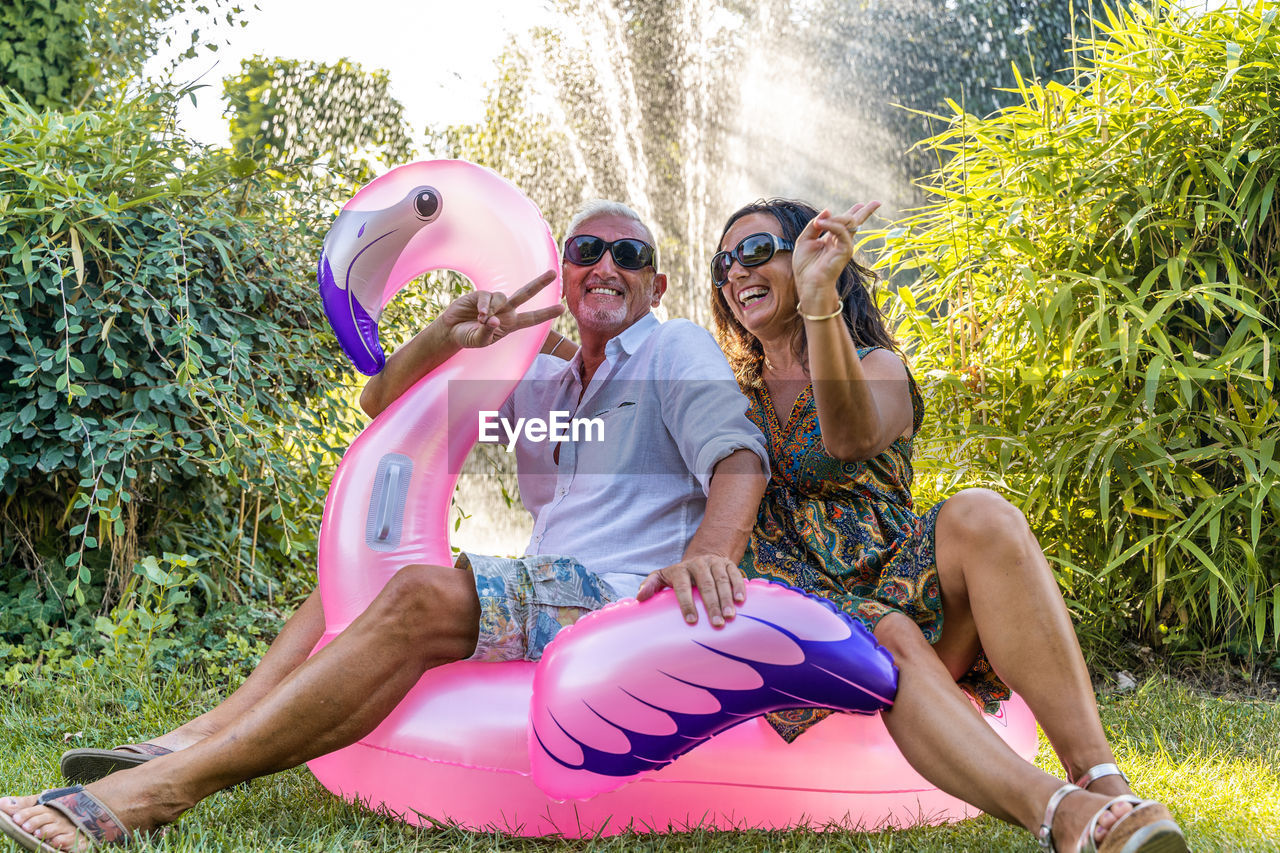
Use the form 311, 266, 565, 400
792, 203, 881, 313
443, 270, 564, 349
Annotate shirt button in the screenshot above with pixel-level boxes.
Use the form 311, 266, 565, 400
557, 487, 567, 496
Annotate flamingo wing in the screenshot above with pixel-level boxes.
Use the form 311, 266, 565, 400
529, 579, 898, 799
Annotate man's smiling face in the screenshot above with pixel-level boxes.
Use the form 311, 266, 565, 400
562, 213, 666, 342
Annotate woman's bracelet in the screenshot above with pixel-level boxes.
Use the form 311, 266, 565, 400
799, 299, 844, 322
550, 334, 570, 357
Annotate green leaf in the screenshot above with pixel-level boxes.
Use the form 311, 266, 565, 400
1143, 356, 1165, 414
1273, 586, 1279, 647
1192, 104, 1222, 130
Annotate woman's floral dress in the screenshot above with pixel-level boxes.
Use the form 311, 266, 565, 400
739, 348, 1010, 742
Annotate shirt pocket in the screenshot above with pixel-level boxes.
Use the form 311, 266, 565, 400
575, 400, 638, 474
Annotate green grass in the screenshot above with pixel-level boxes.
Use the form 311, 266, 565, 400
2, 672, 1278, 852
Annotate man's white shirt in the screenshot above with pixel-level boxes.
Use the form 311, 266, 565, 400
494, 312, 769, 596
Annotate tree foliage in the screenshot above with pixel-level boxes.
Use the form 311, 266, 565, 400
0, 87, 360, 616
0, 0, 249, 109
0, 0, 85, 108
224, 55, 413, 180
881, 0, 1280, 655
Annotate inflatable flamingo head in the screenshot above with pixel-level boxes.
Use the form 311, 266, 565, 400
318, 160, 559, 375
319, 183, 442, 374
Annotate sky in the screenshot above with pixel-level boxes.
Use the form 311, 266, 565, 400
147, 0, 555, 146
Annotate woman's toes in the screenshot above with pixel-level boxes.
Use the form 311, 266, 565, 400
1092, 799, 1135, 840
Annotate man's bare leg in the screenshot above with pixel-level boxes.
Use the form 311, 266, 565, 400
147, 590, 327, 751
5, 564, 479, 851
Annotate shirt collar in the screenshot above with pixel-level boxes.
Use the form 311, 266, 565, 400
566, 312, 660, 390
607, 311, 660, 357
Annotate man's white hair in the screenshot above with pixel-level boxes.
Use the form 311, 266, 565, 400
565, 200, 656, 248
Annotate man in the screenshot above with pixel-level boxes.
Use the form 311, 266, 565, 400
0, 201, 769, 850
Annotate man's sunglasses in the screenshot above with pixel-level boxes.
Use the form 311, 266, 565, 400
563, 235, 656, 271
711, 233, 794, 287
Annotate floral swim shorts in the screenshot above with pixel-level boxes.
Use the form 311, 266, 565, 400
456, 552, 620, 662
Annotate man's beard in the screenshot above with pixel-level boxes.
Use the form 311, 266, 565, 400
574, 298, 629, 331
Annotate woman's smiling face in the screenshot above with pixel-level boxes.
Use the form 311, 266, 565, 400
717, 212, 797, 338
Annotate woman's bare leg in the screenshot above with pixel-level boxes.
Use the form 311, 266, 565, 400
149, 589, 327, 751
929, 488, 1126, 795
876, 613, 1131, 849
4, 564, 479, 851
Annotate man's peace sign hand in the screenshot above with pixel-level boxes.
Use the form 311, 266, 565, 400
443, 270, 565, 349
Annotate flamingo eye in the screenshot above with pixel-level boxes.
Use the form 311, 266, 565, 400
414, 188, 442, 221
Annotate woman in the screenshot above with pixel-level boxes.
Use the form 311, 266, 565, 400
710, 198, 1186, 853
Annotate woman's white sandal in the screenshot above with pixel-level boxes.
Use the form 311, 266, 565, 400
1074, 763, 1186, 852
1075, 762, 1128, 789
1077, 795, 1187, 853
1037, 782, 1082, 851
1037, 770, 1188, 852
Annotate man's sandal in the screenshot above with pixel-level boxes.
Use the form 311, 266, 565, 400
0, 786, 130, 851
1037, 763, 1188, 852
59, 745, 172, 785
59, 744, 247, 794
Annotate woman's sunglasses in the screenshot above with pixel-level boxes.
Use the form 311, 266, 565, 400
563, 235, 656, 271
710, 233, 794, 287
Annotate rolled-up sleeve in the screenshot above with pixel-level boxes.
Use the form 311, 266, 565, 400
654, 321, 769, 495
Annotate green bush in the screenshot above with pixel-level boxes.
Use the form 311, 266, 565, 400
0, 87, 361, 617
882, 0, 1279, 655
0, 551, 280, 687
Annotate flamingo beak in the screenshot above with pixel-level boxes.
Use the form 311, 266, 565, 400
319, 213, 388, 376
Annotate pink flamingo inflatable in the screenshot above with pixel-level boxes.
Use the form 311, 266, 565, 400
307, 159, 1038, 835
